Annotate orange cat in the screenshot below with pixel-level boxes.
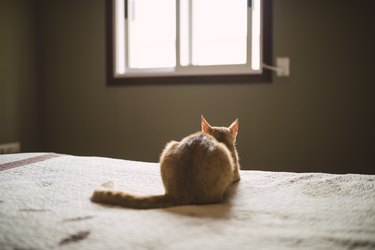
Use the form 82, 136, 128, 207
91, 116, 240, 209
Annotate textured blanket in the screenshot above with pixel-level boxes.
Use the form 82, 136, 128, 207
1, 153, 374, 250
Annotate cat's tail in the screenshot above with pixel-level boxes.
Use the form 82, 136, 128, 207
91, 189, 181, 209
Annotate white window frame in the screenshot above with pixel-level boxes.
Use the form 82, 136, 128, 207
106, 0, 272, 84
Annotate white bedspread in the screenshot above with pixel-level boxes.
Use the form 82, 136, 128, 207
1, 153, 374, 250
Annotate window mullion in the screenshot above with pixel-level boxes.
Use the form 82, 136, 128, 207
247, 0, 252, 69
176, 0, 181, 71
124, 0, 129, 72
251, 0, 261, 71
179, 0, 191, 67
188, 0, 192, 65
176, 0, 192, 70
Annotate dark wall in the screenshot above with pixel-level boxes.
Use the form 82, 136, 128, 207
0, 0, 39, 151
5, 0, 374, 174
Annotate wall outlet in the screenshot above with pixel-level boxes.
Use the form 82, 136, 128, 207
276, 57, 290, 77
0, 142, 21, 154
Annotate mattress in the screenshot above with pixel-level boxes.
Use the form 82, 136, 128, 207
1, 153, 374, 250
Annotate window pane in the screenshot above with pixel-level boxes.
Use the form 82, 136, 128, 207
251, 0, 261, 70
128, 0, 175, 68
115, 0, 125, 74
192, 0, 247, 66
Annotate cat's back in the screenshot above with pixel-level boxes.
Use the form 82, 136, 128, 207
175, 132, 233, 168
180, 132, 216, 152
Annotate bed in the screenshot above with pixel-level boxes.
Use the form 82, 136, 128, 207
1, 153, 374, 250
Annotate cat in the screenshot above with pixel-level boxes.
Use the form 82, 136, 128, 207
91, 115, 240, 209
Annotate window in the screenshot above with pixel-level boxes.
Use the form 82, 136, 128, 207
106, 0, 272, 84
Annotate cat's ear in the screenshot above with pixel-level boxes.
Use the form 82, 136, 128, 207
229, 119, 239, 138
201, 115, 212, 134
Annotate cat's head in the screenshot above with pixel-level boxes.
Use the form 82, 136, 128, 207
201, 115, 238, 147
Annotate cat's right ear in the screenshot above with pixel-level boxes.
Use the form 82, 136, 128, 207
201, 115, 212, 134
229, 119, 239, 138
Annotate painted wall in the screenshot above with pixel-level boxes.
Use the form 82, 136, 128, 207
0, 0, 39, 151
35, 0, 375, 174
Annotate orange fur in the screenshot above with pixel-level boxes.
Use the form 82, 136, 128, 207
91, 116, 240, 209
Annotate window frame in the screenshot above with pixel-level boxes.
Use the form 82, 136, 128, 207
106, 0, 272, 85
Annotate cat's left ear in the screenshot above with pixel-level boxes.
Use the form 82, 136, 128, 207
229, 119, 239, 138
201, 115, 212, 134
